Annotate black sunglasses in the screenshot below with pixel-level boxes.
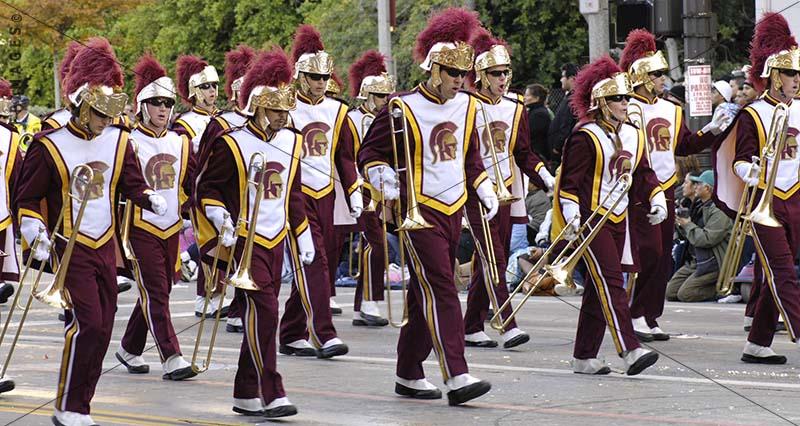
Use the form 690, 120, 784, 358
649, 70, 666, 78
779, 69, 799, 77
442, 67, 468, 78
372, 93, 389, 99
90, 107, 112, 120
306, 73, 331, 82
145, 97, 176, 108
606, 95, 631, 103
487, 69, 511, 78
197, 82, 217, 90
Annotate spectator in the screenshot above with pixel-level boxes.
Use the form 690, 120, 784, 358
11, 95, 40, 135
666, 171, 733, 302
664, 84, 685, 107
547, 63, 578, 165
737, 80, 758, 106
524, 182, 551, 245
672, 172, 700, 271
711, 80, 740, 128
730, 75, 745, 101
524, 84, 552, 161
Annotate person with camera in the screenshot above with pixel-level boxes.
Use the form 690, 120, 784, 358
666, 171, 732, 302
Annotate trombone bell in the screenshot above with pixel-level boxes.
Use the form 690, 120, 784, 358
747, 197, 781, 227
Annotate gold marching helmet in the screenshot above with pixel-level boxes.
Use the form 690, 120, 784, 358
619, 29, 668, 93
176, 55, 218, 106
749, 13, 800, 95
470, 27, 512, 86
590, 72, 633, 116
414, 8, 480, 88
0, 79, 12, 119
133, 54, 176, 125
240, 48, 298, 116
291, 25, 334, 95
63, 37, 128, 127
325, 72, 343, 96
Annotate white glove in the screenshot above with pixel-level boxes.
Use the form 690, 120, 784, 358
182, 219, 192, 230
349, 190, 363, 219
702, 108, 735, 136
149, 194, 167, 216
476, 180, 499, 221
367, 166, 399, 201
734, 157, 761, 187
206, 205, 236, 248
537, 167, 556, 192
20, 216, 50, 261
560, 198, 581, 241
647, 191, 668, 225
296, 228, 315, 265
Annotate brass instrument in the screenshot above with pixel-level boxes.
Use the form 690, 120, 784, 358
475, 99, 519, 205
0, 165, 93, 380
490, 172, 633, 331
119, 140, 145, 294
191, 152, 265, 373
627, 103, 645, 129
463, 203, 503, 331
379, 98, 434, 327
361, 113, 377, 213
716, 102, 789, 296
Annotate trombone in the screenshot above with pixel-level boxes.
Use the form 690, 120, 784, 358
490, 172, 633, 331
345, 113, 380, 279
380, 98, 433, 327
716, 102, 789, 296
0, 165, 93, 381
475, 100, 519, 205
191, 152, 264, 374
119, 140, 145, 296
463, 203, 503, 331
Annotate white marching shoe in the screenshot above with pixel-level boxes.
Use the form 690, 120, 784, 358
741, 341, 787, 364
115, 346, 149, 374
572, 358, 611, 375
395, 376, 442, 400
52, 409, 96, 426
622, 347, 659, 376
445, 373, 491, 406
162, 354, 197, 381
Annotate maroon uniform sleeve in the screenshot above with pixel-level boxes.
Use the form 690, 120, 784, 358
674, 118, 719, 156
195, 137, 238, 215
558, 131, 594, 205
172, 120, 191, 139
513, 111, 547, 189
733, 110, 760, 167
335, 113, 360, 201
13, 139, 53, 225
465, 123, 489, 190
118, 141, 156, 211
357, 105, 392, 174
632, 148, 663, 204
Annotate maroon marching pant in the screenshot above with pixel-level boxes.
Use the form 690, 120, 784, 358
354, 209, 385, 312
120, 229, 182, 361
463, 196, 516, 334
280, 193, 338, 347
232, 240, 287, 405
574, 217, 641, 359
745, 256, 763, 319
747, 196, 800, 347
55, 241, 118, 415
629, 195, 675, 328
396, 206, 469, 382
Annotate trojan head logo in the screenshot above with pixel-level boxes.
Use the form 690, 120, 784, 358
76, 161, 110, 200
781, 127, 799, 160
144, 153, 178, 190
301, 122, 331, 158
259, 161, 285, 200
430, 122, 459, 164
646, 117, 672, 153
481, 121, 509, 156
608, 150, 633, 179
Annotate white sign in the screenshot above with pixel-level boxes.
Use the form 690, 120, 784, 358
579, 0, 600, 14
686, 65, 712, 117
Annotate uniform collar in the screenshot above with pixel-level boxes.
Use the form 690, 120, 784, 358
417, 83, 448, 105
192, 105, 215, 116
358, 104, 372, 115
762, 91, 791, 107
631, 92, 657, 105
136, 123, 167, 138
597, 117, 619, 134
297, 92, 325, 105
473, 91, 500, 105
66, 119, 94, 140
245, 120, 274, 142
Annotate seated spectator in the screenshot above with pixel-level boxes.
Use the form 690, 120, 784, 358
666, 171, 733, 302
524, 182, 551, 245
672, 172, 700, 272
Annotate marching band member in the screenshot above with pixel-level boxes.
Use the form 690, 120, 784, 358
195, 44, 257, 334
116, 54, 196, 381
196, 47, 306, 419
41, 41, 82, 131
359, 7, 494, 405
347, 50, 394, 327
278, 24, 355, 358
0, 79, 20, 307
712, 13, 800, 364
13, 37, 167, 426
172, 55, 228, 319
557, 56, 665, 376
619, 29, 732, 341
462, 27, 554, 349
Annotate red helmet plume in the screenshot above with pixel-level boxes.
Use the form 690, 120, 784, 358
470, 27, 510, 57
619, 29, 657, 73
348, 50, 387, 97
224, 44, 256, 99
570, 56, 621, 120
59, 41, 83, 87
414, 7, 480, 64
291, 24, 325, 63
239, 47, 294, 110
0, 79, 11, 98
176, 54, 208, 104
133, 53, 167, 99
64, 37, 124, 97
749, 12, 798, 92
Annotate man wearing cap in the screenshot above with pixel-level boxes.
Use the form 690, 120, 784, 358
667, 170, 732, 302
359, 7, 494, 406
13, 37, 167, 426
